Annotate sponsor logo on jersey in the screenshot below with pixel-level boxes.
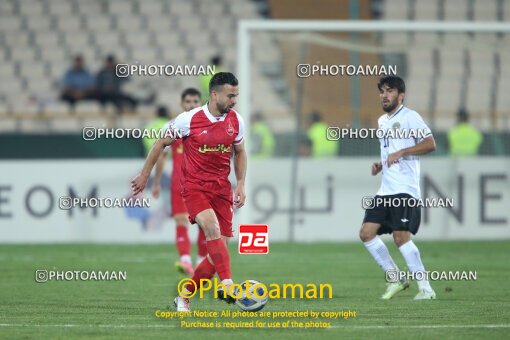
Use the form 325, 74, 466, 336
198, 143, 232, 154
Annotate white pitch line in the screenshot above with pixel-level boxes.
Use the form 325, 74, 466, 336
1, 324, 510, 329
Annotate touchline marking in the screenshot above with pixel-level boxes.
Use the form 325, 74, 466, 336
1, 324, 510, 329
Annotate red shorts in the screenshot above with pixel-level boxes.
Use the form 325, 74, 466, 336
182, 189, 234, 237
171, 188, 188, 216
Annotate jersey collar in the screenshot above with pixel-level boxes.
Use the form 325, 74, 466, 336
387, 105, 404, 120
204, 103, 227, 123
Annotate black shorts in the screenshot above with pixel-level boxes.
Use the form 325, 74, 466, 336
363, 193, 421, 235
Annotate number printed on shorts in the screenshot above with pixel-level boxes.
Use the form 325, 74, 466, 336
238, 224, 269, 254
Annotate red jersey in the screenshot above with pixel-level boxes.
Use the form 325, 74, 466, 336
170, 139, 184, 191
170, 104, 245, 197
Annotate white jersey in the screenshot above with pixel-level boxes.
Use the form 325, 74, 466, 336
376, 105, 432, 198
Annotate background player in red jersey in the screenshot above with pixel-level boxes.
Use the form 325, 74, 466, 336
151, 88, 207, 276
131, 72, 246, 312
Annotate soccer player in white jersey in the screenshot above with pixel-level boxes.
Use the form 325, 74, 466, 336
359, 75, 437, 300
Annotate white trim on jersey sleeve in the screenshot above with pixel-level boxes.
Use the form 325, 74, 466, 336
162, 120, 173, 153
171, 110, 196, 138
233, 111, 246, 145
406, 110, 432, 142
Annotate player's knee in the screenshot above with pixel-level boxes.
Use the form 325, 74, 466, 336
359, 225, 375, 242
393, 232, 409, 247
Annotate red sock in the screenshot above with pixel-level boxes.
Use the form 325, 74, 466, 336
175, 226, 190, 257
197, 228, 207, 257
186, 258, 216, 293
207, 238, 231, 281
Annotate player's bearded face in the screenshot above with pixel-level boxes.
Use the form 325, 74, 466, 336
215, 85, 239, 114
379, 86, 402, 113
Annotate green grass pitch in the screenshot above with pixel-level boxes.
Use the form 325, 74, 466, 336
1, 241, 509, 339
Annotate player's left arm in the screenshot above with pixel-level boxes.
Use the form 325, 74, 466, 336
233, 141, 247, 208
387, 136, 436, 167
387, 112, 436, 167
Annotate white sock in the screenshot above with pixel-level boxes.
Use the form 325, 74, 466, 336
221, 278, 233, 286
399, 240, 433, 291
363, 236, 399, 273
180, 254, 192, 264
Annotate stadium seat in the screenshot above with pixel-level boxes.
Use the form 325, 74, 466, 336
439, 48, 466, 77
25, 16, 53, 31
0, 104, 9, 117
465, 78, 493, 114
138, 1, 165, 15
74, 102, 104, 118
4, 31, 31, 46
47, 0, 74, 16
405, 79, 432, 114
0, 1, 15, 15
413, 0, 439, 20
495, 80, 510, 115
19, 1, 45, 16
383, 0, 409, 20
20, 119, 48, 132
0, 118, 17, 131
109, 0, 134, 15
42, 102, 72, 118
473, 0, 498, 21
33, 32, 62, 48
444, 0, 469, 20
115, 15, 144, 31
83, 15, 113, 32
0, 16, 22, 33
56, 16, 85, 32
50, 118, 82, 132
169, 2, 193, 16
435, 76, 462, 115
407, 49, 434, 77
468, 50, 495, 77
12, 105, 40, 119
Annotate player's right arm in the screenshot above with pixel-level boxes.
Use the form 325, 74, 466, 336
151, 152, 167, 198
131, 136, 175, 196
371, 162, 382, 176
131, 111, 192, 195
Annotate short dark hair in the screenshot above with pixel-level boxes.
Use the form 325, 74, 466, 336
309, 111, 322, 124
156, 106, 168, 118
181, 88, 201, 101
458, 108, 469, 122
209, 72, 238, 94
377, 75, 405, 93
211, 55, 222, 66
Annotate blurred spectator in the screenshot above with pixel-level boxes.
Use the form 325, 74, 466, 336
143, 106, 172, 155
199, 55, 223, 103
96, 55, 155, 113
298, 136, 312, 157
60, 55, 96, 107
250, 112, 275, 158
448, 108, 483, 156
306, 111, 338, 157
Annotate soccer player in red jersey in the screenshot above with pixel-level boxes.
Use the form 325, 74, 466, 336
131, 72, 246, 311
151, 88, 207, 276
